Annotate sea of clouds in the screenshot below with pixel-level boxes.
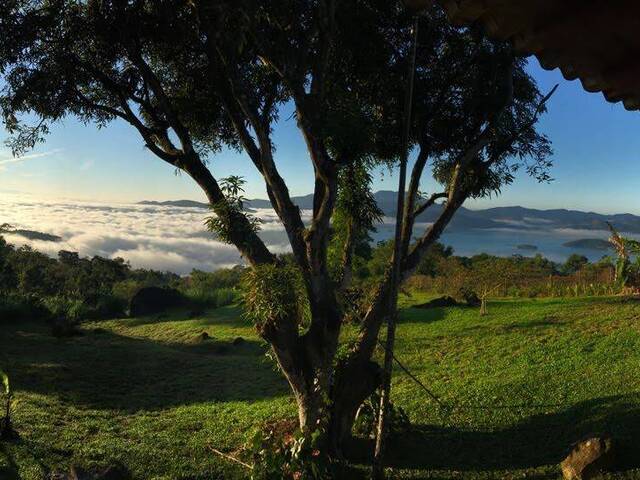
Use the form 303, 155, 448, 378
2, 193, 620, 274
0, 194, 304, 275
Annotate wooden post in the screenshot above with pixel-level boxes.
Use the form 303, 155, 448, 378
371, 13, 421, 480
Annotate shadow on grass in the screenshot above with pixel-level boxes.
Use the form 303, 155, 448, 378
1, 322, 289, 412
115, 304, 243, 328
0, 443, 20, 480
346, 394, 640, 476
399, 307, 447, 325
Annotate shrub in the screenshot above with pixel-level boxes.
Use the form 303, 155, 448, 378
353, 390, 411, 439
42, 296, 88, 322
112, 279, 146, 305
91, 294, 126, 320
248, 420, 331, 480
0, 293, 50, 322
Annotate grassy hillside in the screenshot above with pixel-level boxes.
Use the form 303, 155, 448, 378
2, 297, 640, 479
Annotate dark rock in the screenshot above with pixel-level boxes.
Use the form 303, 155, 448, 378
233, 336, 245, 346
415, 296, 458, 309
128, 287, 185, 317
561, 435, 614, 480
463, 291, 481, 308
188, 310, 205, 319
194, 332, 211, 343
457, 287, 481, 307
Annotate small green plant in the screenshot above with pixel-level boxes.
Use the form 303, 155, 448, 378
205, 176, 262, 244
0, 368, 17, 441
248, 421, 331, 480
352, 390, 411, 439
242, 263, 309, 336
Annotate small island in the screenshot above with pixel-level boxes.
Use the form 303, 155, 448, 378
516, 244, 538, 251
563, 238, 612, 251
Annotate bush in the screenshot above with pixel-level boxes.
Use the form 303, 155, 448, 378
248, 419, 331, 480
129, 286, 186, 317
112, 279, 146, 305
0, 293, 50, 322
91, 294, 126, 320
42, 296, 88, 322
185, 267, 244, 291
353, 390, 412, 438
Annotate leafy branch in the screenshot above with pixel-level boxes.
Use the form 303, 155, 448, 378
205, 176, 262, 244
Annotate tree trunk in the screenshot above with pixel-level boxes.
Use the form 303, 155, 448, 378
328, 359, 382, 455
274, 346, 329, 435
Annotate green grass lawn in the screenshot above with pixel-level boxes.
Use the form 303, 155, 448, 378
2, 296, 640, 479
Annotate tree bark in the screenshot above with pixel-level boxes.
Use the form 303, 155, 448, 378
328, 358, 382, 455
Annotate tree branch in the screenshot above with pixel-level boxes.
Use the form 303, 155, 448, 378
206, 41, 311, 278
77, 60, 275, 266
413, 192, 448, 218
126, 46, 195, 156
482, 83, 558, 168
338, 218, 356, 291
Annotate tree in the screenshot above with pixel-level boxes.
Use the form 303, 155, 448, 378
562, 254, 589, 275
0, 237, 17, 293
607, 223, 640, 288
10, 246, 61, 296
0, 0, 553, 456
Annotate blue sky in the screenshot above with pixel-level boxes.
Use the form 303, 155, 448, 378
1, 58, 640, 213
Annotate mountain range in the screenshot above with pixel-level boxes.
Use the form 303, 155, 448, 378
139, 191, 640, 233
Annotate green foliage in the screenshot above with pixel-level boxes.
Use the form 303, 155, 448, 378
406, 250, 618, 299
249, 423, 331, 480
179, 267, 243, 308
340, 287, 368, 325
188, 267, 244, 291
328, 163, 383, 282
0, 292, 50, 322
40, 294, 125, 323
242, 264, 308, 334
415, 242, 454, 277
182, 287, 237, 309
562, 254, 589, 275
0, 236, 245, 324
0, 369, 8, 398
353, 390, 411, 439
42, 296, 87, 322
607, 224, 640, 289
0, 236, 17, 293
206, 177, 261, 244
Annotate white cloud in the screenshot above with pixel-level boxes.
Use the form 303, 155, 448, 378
0, 195, 291, 274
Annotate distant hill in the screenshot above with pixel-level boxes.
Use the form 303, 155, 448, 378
562, 239, 612, 251
138, 200, 210, 209
0, 224, 61, 242
138, 192, 640, 233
